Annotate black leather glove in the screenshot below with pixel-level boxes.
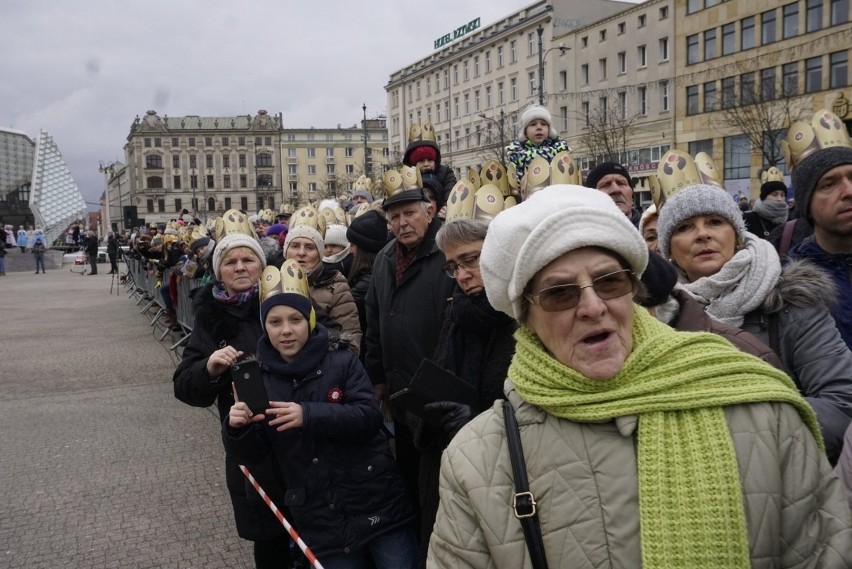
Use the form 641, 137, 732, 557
422, 401, 473, 438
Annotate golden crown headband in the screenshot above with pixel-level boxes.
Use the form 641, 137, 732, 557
781, 108, 852, 170
654, 150, 724, 209
408, 121, 437, 144
291, 206, 327, 237
382, 165, 426, 200
519, 151, 581, 200
260, 260, 317, 330
446, 159, 520, 223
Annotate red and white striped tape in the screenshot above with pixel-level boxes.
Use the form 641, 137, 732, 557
239, 464, 325, 569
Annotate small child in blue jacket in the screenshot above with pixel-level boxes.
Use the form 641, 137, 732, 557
224, 260, 417, 569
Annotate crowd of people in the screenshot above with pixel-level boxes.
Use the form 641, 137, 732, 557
111, 105, 852, 568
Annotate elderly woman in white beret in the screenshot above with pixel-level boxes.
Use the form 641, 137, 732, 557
427, 186, 851, 568
656, 183, 852, 463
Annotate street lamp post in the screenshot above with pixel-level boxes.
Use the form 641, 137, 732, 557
537, 24, 570, 106
362, 103, 369, 178
478, 109, 507, 169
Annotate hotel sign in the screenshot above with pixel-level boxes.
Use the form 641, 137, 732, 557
434, 18, 481, 50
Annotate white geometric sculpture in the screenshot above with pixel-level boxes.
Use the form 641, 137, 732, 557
30, 130, 87, 245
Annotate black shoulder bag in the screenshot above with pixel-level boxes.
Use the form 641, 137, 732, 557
503, 400, 549, 569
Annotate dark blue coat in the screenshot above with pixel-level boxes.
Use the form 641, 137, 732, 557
223, 326, 415, 557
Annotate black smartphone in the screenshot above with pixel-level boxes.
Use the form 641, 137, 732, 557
230, 358, 269, 416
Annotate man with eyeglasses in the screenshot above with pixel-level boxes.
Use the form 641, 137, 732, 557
364, 179, 455, 544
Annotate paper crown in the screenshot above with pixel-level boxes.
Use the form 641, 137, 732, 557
189, 224, 209, 244
257, 209, 275, 224
259, 260, 317, 330
278, 203, 295, 215
408, 121, 437, 144
353, 175, 373, 193
291, 206, 327, 237
479, 160, 510, 196
446, 162, 520, 224
781, 109, 852, 170
348, 202, 371, 220
761, 166, 784, 184
654, 150, 724, 208
320, 206, 348, 227
211, 209, 256, 241
381, 166, 427, 206
519, 151, 581, 200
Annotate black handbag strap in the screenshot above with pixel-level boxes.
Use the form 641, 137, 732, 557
503, 400, 549, 569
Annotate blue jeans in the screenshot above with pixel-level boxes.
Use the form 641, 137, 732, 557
319, 525, 418, 569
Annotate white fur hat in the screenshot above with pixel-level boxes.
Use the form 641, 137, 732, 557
518, 105, 555, 141
480, 185, 648, 320
211, 233, 266, 281
284, 225, 325, 256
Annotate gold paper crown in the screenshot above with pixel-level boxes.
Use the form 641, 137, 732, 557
408, 121, 436, 144
278, 203, 295, 215
320, 207, 347, 227
353, 175, 373, 193
479, 160, 510, 196
655, 150, 724, 208
259, 260, 316, 329
348, 202, 371, 220
258, 209, 275, 224
519, 151, 581, 200
445, 176, 516, 224
382, 166, 424, 199
215, 209, 256, 241
292, 206, 327, 236
761, 166, 784, 185
781, 109, 852, 170
190, 224, 209, 244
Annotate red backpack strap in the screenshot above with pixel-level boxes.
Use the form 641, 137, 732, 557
779, 219, 797, 258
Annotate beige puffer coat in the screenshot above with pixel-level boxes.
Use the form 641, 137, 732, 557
427, 384, 852, 568
308, 263, 361, 355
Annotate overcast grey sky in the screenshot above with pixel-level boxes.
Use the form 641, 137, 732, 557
1, 0, 534, 209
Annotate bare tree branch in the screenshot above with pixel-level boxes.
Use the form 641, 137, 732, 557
576, 106, 641, 165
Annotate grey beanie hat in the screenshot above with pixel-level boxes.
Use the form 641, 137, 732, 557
792, 146, 852, 222
657, 184, 746, 259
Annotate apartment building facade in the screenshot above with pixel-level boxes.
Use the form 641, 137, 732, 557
116, 110, 388, 228
676, 0, 852, 199
384, 0, 634, 180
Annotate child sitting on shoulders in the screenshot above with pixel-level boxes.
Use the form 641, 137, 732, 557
505, 104, 570, 186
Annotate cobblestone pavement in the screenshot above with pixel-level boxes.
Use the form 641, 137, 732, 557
0, 265, 254, 568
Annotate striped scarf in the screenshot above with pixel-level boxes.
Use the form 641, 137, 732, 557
509, 306, 821, 569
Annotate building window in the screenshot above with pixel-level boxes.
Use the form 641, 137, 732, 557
689, 139, 714, 157
832, 0, 849, 24
599, 58, 607, 80
307, 148, 315, 158
582, 101, 590, 127
600, 29, 607, 42
581, 64, 589, 85
485, 51, 491, 73
782, 62, 799, 95
190, 175, 198, 189
207, 175, 214, 188
240, 175, 247, 188
742, 16, 756, 50
639, 86, 648, 115
475, 89, 481, 111
638, 14, 647, 27
806, 0, 823, 31
661, 80, 670, 111
147, 176, 163, 189
223, 155, 230, 168
146, 155, 162, 169
618, 91, 627, 119
174, 198, 182, 212
806, 56, 823, 92
289, 165, 297, 175
687, 85, 699, 115
660, 6, 669, 19
704, 29, 716, 60
144, 138, 151, 147
486, 85, 492, 108
783, 2, 799, 38
618, 51, 626, 74
346, 164, 355, 174
464, 93, 470, 114
741, 72, 756, 103
221, 137, 229, 146
146, 199, 154, 213
560, 106, 569, 131
308, 182, 317, 193
154, 138, 161, 147
618, 22, 626, 35
257, 174, 272, 187
239, 137, 246, 146
638, 45, 647, 68
172, 155, 180, 168
724, 135, 751, 179
453, 65, 458, 85
174, 175, 181, 189
224, 197, 232, 210
416, 81, 421, 100
703, 81, 716, 112
238, 154, 246, 168
308, 165, 316, 175
721, 77, 736, 108
528, 32, 536, 55
761, 67, 777, 100
158, 199, 165, 213
511, 77, 518, 101
687, 34, 700, 65
206, 154, 213, 168
171, 137, 179, 147
687, 0, 702, 14
762, 9, 777, 44
223, 175, 231, 189
720, 23, 735, 56
830, 51, 848, 88
205, 137, 213, 147
510, 40, 517, 63
188, 137, 195, 147
659, 37, 669, 61
498, 81, 505, 105
497, 46, 504, 67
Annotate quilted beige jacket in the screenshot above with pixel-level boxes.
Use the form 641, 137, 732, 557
427, 383, 852, 568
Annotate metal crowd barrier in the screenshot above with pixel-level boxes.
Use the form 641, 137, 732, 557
122, 256, 202, 356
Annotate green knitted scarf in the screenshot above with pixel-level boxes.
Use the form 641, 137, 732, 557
509, 306, 822, 569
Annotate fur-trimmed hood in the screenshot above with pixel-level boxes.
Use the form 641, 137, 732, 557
764, 259, 837, 313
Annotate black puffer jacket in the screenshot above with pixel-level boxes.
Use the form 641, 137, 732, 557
223, 326, 415, 557
173, 284, 286, 541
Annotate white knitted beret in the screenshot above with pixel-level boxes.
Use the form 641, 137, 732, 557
518, 105, 555, 141
323, 224, 349, 248
481, 185, 648, 320
212, 233, 266, 280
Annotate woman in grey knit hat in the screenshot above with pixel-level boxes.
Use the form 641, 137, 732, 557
657, 183, 852, 464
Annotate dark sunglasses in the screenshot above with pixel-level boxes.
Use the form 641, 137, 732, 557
525, 269, 634, 312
